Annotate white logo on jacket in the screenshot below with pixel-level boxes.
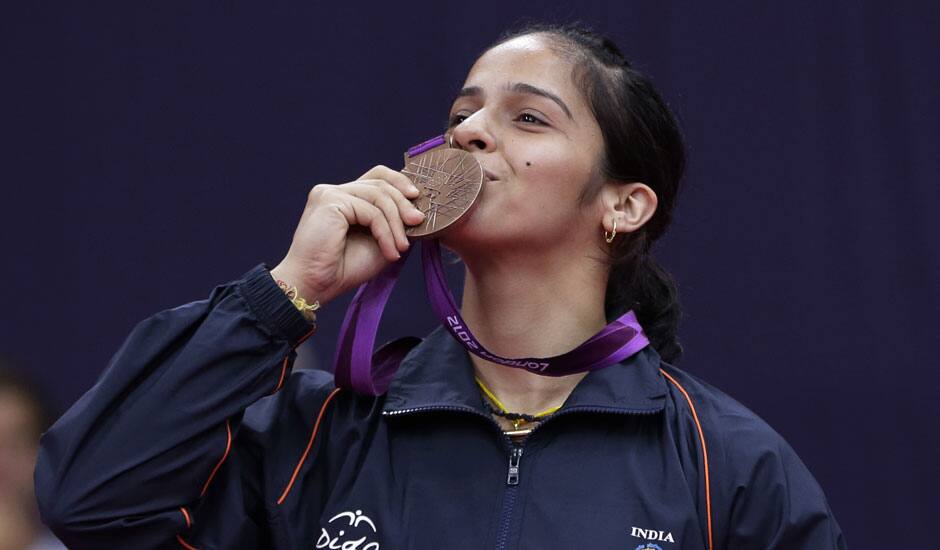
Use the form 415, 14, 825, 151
316, 509, 380, 549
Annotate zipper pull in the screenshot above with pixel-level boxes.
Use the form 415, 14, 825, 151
507, 446, 524, 485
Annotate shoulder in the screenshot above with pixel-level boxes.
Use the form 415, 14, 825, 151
659, 364, 845, 548
240, 367, 384, 449
658, 363, 787, 460
658, 363, 810, 486
246, 368, 337, 426
236, 368, 341, 454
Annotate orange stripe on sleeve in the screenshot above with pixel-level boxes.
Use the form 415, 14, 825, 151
660, 368, 714, 550
277, 387, 342, 505
199, 419, 233, 497
176, 534, 199, 550
296, 327, 317, 347
269, 357, 290, 395
178, 506, 192, 529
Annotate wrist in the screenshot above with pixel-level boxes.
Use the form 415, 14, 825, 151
269, 265, 323, 322
269, 261, 341, 307
239, 264, 317, 344
269, 264, 308, 298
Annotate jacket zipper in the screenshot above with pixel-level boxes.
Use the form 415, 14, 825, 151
381, 404, 662, 425
383, 405, 663, 550
494, 444, 524, 550
383, 405, 526, 549
506, 446, 523, 485
491, 407, 663, 550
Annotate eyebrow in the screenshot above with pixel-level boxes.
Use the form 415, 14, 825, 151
456, 82, 574, 121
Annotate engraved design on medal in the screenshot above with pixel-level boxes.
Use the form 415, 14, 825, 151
402, 148, 484, 239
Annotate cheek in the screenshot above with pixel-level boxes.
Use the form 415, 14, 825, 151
519, 151, 592, 204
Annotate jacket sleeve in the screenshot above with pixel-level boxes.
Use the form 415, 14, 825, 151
34, 264, 317, 549
722, 419, 847, 549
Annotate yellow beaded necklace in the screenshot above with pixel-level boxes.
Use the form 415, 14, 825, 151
474, 376, 562, 432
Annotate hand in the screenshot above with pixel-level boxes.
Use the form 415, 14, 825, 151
269, 165, 425, 307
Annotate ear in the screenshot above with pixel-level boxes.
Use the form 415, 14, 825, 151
599, 181, 658, 235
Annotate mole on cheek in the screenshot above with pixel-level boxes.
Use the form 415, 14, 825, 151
526, 161, 532, 166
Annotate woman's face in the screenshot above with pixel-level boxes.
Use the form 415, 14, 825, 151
443, 35, 607, 258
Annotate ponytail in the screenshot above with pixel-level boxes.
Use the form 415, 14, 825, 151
606, 254, 683, 364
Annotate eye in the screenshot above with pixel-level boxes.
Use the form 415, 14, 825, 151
516, 112, 546, 125
447, 113, 469, 128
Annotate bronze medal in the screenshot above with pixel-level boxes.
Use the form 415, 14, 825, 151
402, 139, 484, 239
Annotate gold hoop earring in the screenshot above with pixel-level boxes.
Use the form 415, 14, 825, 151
605, 219, 617, 244
448, 134, 455, 148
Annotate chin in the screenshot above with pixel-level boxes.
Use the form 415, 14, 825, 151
439, 210, 512, 256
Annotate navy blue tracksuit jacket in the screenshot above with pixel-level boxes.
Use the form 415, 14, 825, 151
35, 264, 846, 549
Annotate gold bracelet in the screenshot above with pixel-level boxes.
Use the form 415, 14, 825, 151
276, 280, 320, 324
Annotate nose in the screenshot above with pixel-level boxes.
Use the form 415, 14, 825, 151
450, 111, 496, 153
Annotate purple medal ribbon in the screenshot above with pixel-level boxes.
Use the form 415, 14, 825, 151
421, 239, 650, 374
332, 249, 411, 395
333, 238, 650, 395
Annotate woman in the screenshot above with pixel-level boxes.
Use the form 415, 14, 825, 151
35, 24, 845, 549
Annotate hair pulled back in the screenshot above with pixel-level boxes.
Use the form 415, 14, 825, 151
487, 23, 686, 364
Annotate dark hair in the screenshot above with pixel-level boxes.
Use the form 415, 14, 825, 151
488, 23, 686, 364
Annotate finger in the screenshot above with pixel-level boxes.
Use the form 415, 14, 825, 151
360, 165, 420, 199
358, 179, 425, 228
343, 195, 401, 261
377, 180, 426, 227
344, 182, 409, 251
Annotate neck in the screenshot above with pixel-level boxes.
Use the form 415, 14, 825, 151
458, 246, 608, 415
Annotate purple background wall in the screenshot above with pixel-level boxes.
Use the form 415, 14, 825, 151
3, 2, 937, 547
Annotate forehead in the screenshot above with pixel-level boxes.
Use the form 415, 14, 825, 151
463, 36, 585, 109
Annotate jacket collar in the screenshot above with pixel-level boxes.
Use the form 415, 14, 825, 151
382, 325, 667, 415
